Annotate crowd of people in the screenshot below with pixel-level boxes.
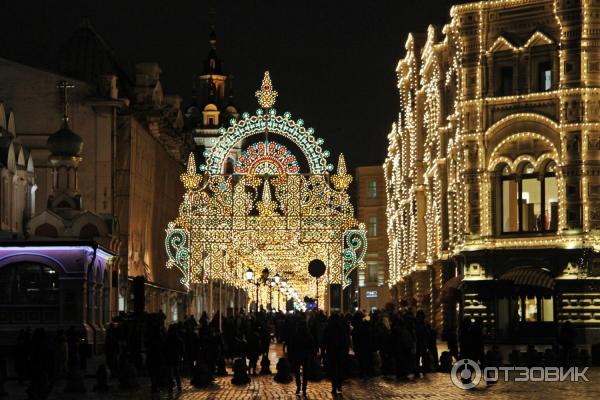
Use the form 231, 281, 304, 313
4, 306, 587, 399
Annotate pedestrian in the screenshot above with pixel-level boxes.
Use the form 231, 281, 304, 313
246, 323, 261, 375
288, 319, 316, 397
414, 310, 429, 376
105, 323, 120, 378
166, 324, 184, 392
459, 317, 472, 360
323, 313, 350, 395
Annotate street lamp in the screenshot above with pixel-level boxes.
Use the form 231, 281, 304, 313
246, 267, 271, 313
270, 280, 276, 312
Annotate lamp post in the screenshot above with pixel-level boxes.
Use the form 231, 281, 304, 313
270, 273, 285, 312
246, 267, 269, 313
277, 278, 287, 312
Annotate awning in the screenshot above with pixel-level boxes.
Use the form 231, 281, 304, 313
500, 267, 554, 290
437, 276, 462, 303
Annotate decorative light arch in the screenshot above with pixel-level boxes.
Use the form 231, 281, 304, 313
166, 72, 367, 310
201, 72, 333, 175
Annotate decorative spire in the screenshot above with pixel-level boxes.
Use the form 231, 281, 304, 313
262, 179, 272, 202
331, 154, 353, 190
181, 152, 202, 190
337, 153, 347, 176
209, 27, 217, 50
208, 0, 217, 50
47, 80, 83, 158
255, 71, 278, 109
57, 80, 75, 126
257, 178, 278, 216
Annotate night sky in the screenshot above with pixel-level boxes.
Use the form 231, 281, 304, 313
0, 0, 466, 171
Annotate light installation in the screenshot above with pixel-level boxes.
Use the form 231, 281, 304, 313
166, 72, 366, 310
234, 141, 300, 175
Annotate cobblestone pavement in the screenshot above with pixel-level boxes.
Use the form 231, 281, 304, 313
6, 345, 599, 400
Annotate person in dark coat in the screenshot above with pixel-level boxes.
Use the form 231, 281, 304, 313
288, 319, 316, 397
459, 318, 472, 360
323, 313, 350, 395
165, 324, 184, 392
246, 324, 261, 375
414, 310, 429, 376
145, 325, 165, 393
470, 318, 485, 367
442, 321, 459, 361
105, 324, 119, 378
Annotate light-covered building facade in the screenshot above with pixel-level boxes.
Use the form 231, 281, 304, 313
386, 0, 600, 343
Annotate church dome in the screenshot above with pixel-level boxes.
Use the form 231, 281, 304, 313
47, 124, 83, 157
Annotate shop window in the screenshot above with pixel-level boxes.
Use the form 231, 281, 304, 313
367, 180, 377, 198
516, 295, 553, 322
0, 262, 58, 305
518, 296, 538, 322
499, 161, 557, 234
541, 297, 554, 321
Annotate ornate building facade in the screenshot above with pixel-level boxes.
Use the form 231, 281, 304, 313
386, 0, 600, 343
0, 20, 193, 344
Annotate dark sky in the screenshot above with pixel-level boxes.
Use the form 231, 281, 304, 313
0, 0, 464, 171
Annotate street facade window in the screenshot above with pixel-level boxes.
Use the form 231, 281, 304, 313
538, 61, 552, 91
367, 180, 377, 198
499, 161, 558, 234
367, 262, 379, 283
368, 216, 377, 237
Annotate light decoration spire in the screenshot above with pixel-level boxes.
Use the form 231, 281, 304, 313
256, 71, 278, 109
331, 153, 353, 190
256, 179, 279, 216
181, 152, 202, 190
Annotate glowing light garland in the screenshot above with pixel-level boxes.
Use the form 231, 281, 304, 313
385, 0, 600, 287
166, 72, 366, 306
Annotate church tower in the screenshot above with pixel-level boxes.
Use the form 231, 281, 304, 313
186, 24, 241, 173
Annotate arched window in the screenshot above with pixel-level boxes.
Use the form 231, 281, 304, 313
79, 223, 100, 239
35, 223, 58, 238
500, 161, 557, 233
0, 262, 59, 305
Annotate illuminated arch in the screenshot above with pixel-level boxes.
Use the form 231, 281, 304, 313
202, 109, 332, 175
